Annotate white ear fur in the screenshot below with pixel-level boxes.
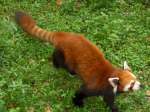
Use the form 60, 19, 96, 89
108, 77, 119, 93
123, 61, 131, 70
108, 77, 119, 87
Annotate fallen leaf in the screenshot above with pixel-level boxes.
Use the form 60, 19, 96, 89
146, 37, 150, 41
44, 105, 52, 112
6, 102, 17, 108
26, 107, 34, 112
29, 59, 35, 64
146, 90, 150, 97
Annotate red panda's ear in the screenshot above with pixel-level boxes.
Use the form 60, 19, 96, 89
108, 77, 119, 93
123, 61, 131, 71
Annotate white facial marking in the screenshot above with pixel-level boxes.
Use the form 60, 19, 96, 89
133, 81, 141, 91
108, 77, 119, 93
129, 72, 136, 78
123, 80, 134, 92
123, 80, 141, 92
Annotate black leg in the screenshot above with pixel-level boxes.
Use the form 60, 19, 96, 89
72, 86, 87, 107
52, 49, 65, 68
72, 92, 85, 107
67, 67, 76, 75
72, 85, 119, 112
72, 85, 100, 107
52, 49, 76, 75
103, 95, 118, 112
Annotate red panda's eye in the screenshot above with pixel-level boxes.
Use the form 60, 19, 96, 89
129, 82, 135, 90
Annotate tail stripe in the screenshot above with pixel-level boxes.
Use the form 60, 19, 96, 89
31, 26, 38, 35
49, 32, 54, 43
40, 30, 46, 38
36, 28, 43, 37
43, 31, 48, 40
15, 11, 57, 44
45, 32, 50, 41
38, 28, 50, 41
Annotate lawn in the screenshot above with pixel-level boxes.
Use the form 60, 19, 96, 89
0, 0, 150, 112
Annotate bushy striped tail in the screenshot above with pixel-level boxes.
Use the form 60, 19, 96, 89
15, 11, 55, 43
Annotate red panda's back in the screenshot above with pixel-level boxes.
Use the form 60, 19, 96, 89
54, 32, 114, 89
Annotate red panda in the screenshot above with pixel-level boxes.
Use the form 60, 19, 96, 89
15, 11, 142, 112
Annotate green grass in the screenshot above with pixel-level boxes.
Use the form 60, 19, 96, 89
0, 0, 150, 112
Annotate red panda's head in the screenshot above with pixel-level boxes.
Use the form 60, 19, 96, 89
108, 61, 142, 93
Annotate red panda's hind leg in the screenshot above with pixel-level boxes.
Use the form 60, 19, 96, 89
52, 49, 76, 75
72, 85, 101, 107
52, 49, 65, 68
72, 85, 87, 107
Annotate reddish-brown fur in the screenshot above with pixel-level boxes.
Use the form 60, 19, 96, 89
15, 11, 135, 92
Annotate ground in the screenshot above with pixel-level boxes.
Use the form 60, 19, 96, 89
0, 0, 150, 112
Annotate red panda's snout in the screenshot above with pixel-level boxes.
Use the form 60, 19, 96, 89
123, 80, 142, 92
116, 70, 142, 92
113, 61, 142, 92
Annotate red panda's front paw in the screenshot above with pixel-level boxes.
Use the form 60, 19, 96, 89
72, 97, 84, 107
